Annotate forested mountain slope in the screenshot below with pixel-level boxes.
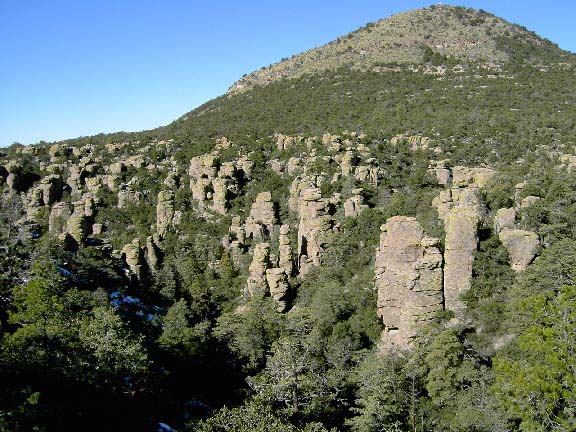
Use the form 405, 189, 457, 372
1, 5, 576, 432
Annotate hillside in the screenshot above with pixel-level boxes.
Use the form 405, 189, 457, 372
1, 5, 576, 432
227, 5, 567, 94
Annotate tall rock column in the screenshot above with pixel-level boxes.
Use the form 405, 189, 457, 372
156, 190, 175, 238
278, 224, 294, 276
245, 243, 271, 298
443, 205, 479, 311
375, 216, 443, 351
297, 188, 333, 276
122, 238, 147, 282
433, 166, 494, 312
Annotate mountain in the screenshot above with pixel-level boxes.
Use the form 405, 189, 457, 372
227, 5, 567, 94
1, 5, 576, 432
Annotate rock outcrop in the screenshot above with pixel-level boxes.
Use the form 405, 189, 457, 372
494, 207, 516, 233
5, 162, 23, 192
245, 243, 271, 297
498, 229, 539, 272
297, 187, 334, 276
188, 154, 244, 215
145, 235, 162, 272
375, 216, 444, 351
66, 211, 89, 247
122, 238, 146, 282
344, 188, 368, 218
443, 205, 479, 311
278, 224, 294, 276
432, 166, 494, 312
266, 268, 291, 312
117, 187, 142, 209
39, 175, 64, 206
249, 192, 277, 231
156, 190, 175, 238
49, 202, 72, 234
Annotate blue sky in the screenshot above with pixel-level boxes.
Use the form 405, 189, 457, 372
1, 0, 575, 146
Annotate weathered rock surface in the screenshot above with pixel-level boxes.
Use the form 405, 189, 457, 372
117, 187, 142, 209
266, 268, 291, 312
246, 243, 271, 297
451, 166, 495, 188
49, 202, 72, 234
494, 207, 516, 233
520, 195, 541, 209
122, 238, 146, 282
344, 189, 368, 218
297, 187, 334, 276
66, 211, 90, 247
444, 205, 479, 311
499, 229, 539, 272
39, 175, 64, 206
67, 166, 85, 194
431, 166, 491, 312
248, 191, 277, 234
188, 154, 243, 215
146, 235, 162, 272
278, 224, 294, 276
375, 216, 443, 351
5, 161, 23, 192
156, 190, 175, 238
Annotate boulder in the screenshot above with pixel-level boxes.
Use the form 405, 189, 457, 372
499, 229, 539, 272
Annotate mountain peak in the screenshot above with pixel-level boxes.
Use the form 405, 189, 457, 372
228, 5, 561, 95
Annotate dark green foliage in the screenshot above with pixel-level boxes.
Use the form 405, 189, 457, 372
493, 284, 576, 431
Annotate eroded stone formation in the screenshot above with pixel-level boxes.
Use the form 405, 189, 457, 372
375, 216, 443, 351
493, 207, 539, 272
122, 238, 146, 282
433, 166, 495, 311
266, 268, 291, 312
189, 154, 246, 215
278, 224, 294, 276
297, 187, 334, 276
156, 190, 175, 238
246, 191, 277, 239
246, 243, 271, 297
499, 229, 539, 272
344, 188, 368, 218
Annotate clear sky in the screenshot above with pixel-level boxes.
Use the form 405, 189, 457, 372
1, 0, 575, 147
